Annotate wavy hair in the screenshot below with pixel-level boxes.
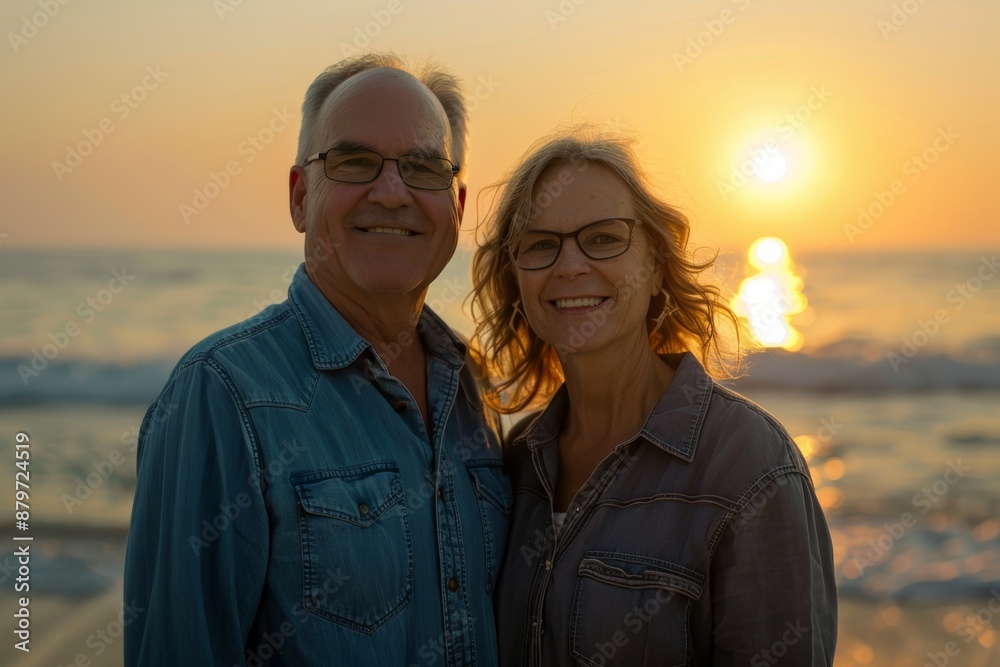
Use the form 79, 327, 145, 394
469, 128, 749, 414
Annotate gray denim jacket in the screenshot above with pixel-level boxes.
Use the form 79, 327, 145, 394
495, 352, 837, 666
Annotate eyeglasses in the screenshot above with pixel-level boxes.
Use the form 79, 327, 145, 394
510, 218, 640, 270
303, 149, 459, 190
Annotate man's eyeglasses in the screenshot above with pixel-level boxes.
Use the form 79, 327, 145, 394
303, 149, 459, 191
510, 218, 640, 270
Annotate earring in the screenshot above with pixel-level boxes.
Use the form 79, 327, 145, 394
652, 292, 678, 332
508, 298, 524, 334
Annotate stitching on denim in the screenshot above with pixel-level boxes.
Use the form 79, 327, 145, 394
202, 357, 265, 493
593, 493, 739, 513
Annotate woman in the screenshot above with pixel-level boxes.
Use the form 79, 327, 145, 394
471, 129, 837, 665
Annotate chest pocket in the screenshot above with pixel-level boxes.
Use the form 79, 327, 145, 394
569, 551, 704, 667
292, 463, 412, 633
467, 458, 512, 596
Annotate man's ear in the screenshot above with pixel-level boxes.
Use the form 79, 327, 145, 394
289, 165, 308, 233
456, 184, 467, 226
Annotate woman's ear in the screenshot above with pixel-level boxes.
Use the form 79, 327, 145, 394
650, 256, 665, 298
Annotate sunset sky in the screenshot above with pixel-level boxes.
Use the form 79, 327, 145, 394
3, 0, 997, 253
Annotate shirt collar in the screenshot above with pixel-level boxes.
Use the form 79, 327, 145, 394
287, 263, 466, 370
514, 352, 712, 463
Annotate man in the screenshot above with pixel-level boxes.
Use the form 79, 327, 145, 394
124, 54, 511, 666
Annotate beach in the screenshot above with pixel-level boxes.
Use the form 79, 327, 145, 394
2, 248, 998, 665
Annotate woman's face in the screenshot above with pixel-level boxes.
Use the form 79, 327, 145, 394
512, 161, 661, 357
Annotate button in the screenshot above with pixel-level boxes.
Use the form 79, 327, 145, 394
394, 400, 407, 413
358, 504, 369, 515
544, 560, 552, 571
447, 578, 459, 592
437, 486, 443, 500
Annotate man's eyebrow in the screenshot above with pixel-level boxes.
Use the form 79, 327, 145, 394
407, 146, 448, 159
326, 140, 377, 154
326, 140, 448, 159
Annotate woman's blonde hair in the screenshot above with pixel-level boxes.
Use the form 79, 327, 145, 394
469, 128, 748, 414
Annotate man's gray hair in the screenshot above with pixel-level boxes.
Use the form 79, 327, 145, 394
296, 53, 469, 182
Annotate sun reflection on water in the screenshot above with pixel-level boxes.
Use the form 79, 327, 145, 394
732, 237, 807, 350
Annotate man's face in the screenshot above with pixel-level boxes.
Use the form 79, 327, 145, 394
291, 69, 465, 304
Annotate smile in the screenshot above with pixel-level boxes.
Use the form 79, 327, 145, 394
361, 226, 416, 236
552, 297, 608, 309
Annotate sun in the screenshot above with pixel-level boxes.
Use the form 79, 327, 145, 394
753, 148, 787, 182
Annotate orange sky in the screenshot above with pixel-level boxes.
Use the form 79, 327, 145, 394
2, 0, 997, 253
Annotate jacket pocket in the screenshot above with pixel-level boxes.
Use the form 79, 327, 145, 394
466, 458, 512, 596
569, 551, 703, 667
292, 462, 412, 633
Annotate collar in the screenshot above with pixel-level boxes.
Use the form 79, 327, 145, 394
513, 352, 713, 463
287, 263, 466, 370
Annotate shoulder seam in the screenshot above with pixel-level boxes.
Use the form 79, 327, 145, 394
177, 310, 296, 371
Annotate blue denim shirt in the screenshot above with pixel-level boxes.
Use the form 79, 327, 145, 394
125, 264, 511, 666
495, 353, 837, 666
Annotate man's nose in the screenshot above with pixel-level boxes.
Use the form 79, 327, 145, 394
367, 158, 413, 208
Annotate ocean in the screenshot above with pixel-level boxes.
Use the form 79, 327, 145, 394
1, 248, 998, 666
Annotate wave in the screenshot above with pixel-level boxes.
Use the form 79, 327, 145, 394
731, 349, 1000, 393
3, 348, 1000, 406
0, 357, 174, 406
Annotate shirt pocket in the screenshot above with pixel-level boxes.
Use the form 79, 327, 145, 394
291, 463, 413, 633
569, 551, 704, 667
466, 458, 512, 596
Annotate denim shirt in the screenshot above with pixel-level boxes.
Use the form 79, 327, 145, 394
125, 264, 511, 666
495, 353, 837, 666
